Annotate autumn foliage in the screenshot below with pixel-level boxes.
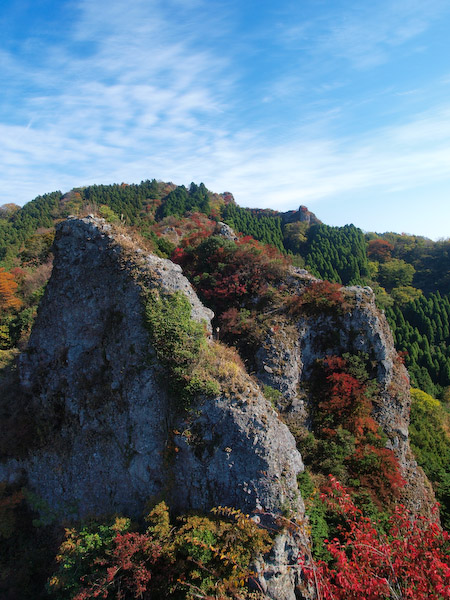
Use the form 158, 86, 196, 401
0, 268, 22, 311
287, 280, 349, 317
311, 354, 405, 503
46, 486, 450, 600
172, 234, 288, 315
302, 476, 450, 600
367, 238, 394, 262
48, 503, 271, 600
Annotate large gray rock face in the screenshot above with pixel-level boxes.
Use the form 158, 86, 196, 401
15, 216, 215, 518
255, 278, 434, 514
13, 218, 302, 515
173, 393, 302, 514
2, 216, 434, 597
1, 217, 306, 598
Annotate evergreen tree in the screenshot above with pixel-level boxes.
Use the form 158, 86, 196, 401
305, 224, 369, 285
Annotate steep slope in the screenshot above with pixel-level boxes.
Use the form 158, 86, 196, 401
0, 216, 305, 599
254, 277, 434, 514
3, 217, 302, 516
0, 213, 438, 599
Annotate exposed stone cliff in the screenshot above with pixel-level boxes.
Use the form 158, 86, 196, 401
0, 215, 435, 599
0, 216, 306, 599
5, 217, 301, 516
255, 276, 434, 514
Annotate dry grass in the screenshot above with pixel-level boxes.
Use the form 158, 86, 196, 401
197, 341, 255, 399
109, 223, 156, 256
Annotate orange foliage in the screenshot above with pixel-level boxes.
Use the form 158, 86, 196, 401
367, 238, 394, 262
0, 268, 22, 311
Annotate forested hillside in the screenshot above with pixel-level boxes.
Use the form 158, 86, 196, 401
2, 178, 450, 397
1, 180, 450, 599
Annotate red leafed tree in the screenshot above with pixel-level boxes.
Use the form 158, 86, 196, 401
317, 356, 377, 438
0, 268, 22, 311
172, 234, 287, 314
72, 532, 163, 600
287, 281, 349, 317
367, 239, 394, 262
302, 477, 450, 600
313, 355, 405, 502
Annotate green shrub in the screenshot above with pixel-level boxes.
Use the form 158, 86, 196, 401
262, 385, 282, 408
98, 204, 120, 223
298, 471, 330, 561
143, 290, 219, 406
409, 387, 450, 530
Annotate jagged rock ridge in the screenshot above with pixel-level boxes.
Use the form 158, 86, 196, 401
0, 215, 435, 599
255, 281, 434, 514
1, 216, 306, 599
7, 217, 302, 517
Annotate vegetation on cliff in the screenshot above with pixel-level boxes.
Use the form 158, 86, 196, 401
1, 180, 450, 598
409, 388, 450, 530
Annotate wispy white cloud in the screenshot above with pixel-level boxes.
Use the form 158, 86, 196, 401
1, 0, 450, 240
0, 0, 237, 199
282, 0, 450, 70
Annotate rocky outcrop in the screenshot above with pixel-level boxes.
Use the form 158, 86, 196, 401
0, 215, 435, 597
255, 278, 434, 514
216, 220, 238, 240
281, 205, 322, 226
0, 216, 306, 599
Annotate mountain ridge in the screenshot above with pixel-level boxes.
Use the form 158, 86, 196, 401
0, 181, 449, 599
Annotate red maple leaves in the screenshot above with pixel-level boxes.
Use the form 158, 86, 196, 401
302, 477, 450, 600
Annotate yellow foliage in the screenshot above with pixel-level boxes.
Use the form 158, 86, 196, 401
145, 501, 171, 540
111, 516, 130, 532
410, 388, 440, 411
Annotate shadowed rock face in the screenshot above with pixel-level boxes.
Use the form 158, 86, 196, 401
4, 218, 304, 525
2, 216, 306, 599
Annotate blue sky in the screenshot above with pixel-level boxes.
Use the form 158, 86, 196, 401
1, 0, 450, 239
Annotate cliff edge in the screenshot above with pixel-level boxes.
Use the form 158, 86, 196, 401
0, 216, 306, 600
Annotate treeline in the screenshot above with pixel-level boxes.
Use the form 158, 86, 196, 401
80, 180, 221, 223
305, 224, 369, 285
0, 191, 61, 263
156, 182, 211, 220
221, 204, 285, 252
0, 181, 222, 265
2, 181, 450, 400
221, 205, 369, 285
386, 293, 450, 397
81, 180, 164, 224
379, 232, 450, 295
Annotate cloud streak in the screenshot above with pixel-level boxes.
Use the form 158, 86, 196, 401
1, 0, 450, 238
282, 0, 449, 70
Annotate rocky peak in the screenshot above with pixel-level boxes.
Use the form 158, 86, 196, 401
215, 220, 238, 240
0, 216, 436, 599
281, 205, 322, 226
1, 216, 306, 599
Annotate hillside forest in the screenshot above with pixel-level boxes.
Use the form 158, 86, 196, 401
1, 180, 450, 599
